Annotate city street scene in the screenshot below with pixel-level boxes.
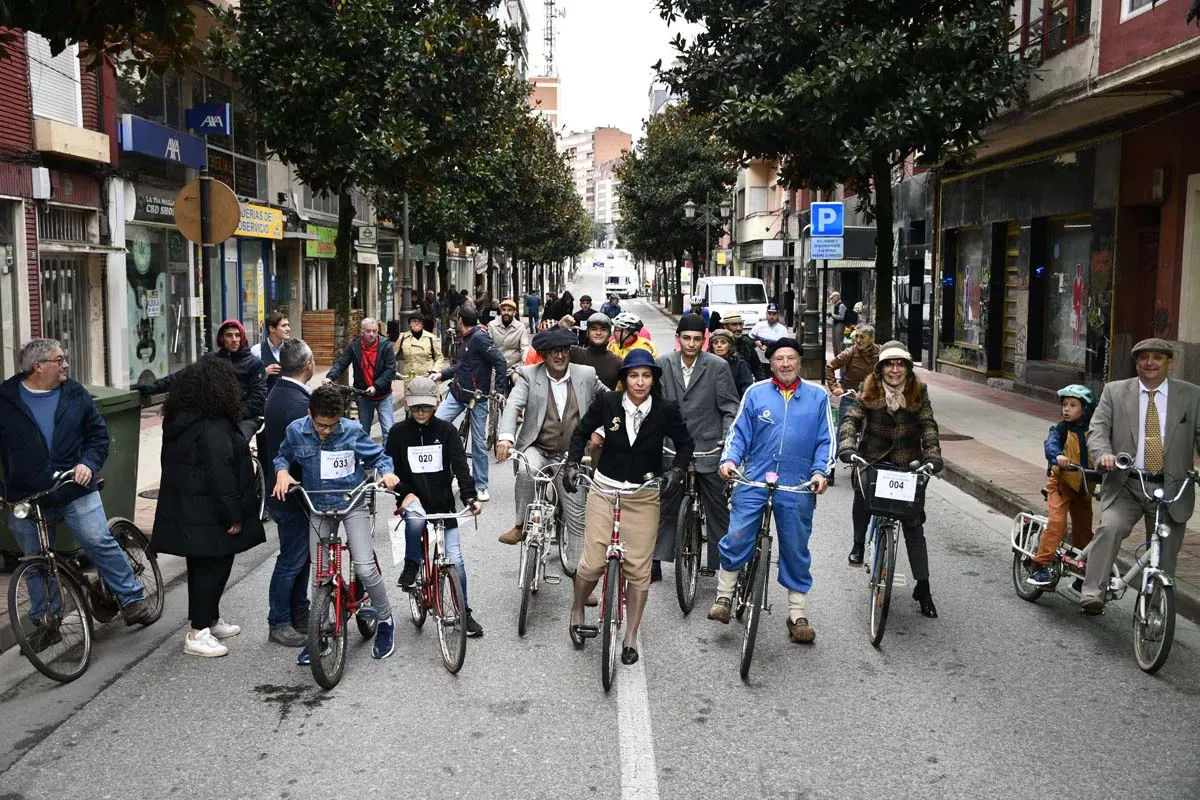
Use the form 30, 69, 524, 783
2, 1, 1200, 799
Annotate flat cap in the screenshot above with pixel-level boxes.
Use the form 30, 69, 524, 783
1131, 338, 1174, 357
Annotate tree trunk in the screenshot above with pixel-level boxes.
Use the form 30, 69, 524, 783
671, 254, 684, 315
332, 188, 356, 364
872, 151, 896, 342
437, 240, 449, 330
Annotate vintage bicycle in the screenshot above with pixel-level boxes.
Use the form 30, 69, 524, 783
664, 445, 723, 614
509, 450, 575, 636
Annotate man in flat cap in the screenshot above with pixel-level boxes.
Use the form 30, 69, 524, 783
1080, 338, 1200, 613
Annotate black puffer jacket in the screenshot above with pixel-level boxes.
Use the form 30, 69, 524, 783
385, 416, 475, 530
147, 319, 267, 420
152, 409, 265, 558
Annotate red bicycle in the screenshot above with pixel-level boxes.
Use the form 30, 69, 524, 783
570, 471, 660, 692
288, 479, 383, 690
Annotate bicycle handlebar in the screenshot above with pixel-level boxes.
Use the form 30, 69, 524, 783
575, 472, 660, 497
510, 449, 566, 479
728, 468, 817, 494
663, 446, 724, 458
1114, 452, 1200, 504
847, 455, 936, 477
3, 470, 86, 510
397, 506, 480, 522
286, 479, 380, 516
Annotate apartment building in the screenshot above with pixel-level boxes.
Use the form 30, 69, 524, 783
558, 126, 632, 219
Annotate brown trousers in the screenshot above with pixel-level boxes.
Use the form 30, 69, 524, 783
1034, 473, 1093, 565
578, 481, 660, 591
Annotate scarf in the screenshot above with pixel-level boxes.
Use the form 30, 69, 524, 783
883, 379, 907, 412
361, 338, 378, 392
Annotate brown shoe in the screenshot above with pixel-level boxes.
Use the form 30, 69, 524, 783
707, 597, 731, 624
787, 617, 816, 644
585, 592, 599, 607
1079, 595, 1104, 615
498, 525, 525, 545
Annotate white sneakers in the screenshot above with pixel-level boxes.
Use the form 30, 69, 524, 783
476, 489, 491, 502
184, 628, 229, 658
209, 619, 242, 639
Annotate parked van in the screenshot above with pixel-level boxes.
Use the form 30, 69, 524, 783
604, 265, 639, 298
695, 276, 768, 327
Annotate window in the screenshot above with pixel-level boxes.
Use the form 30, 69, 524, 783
26, 33, 81, 126
747, 187, 768, 215
1044, 217, 1090, 367
953, 228, 984, 348
1122, 0, 1161, 22
1010, 0, 1089, 60
116, 62, 182, 128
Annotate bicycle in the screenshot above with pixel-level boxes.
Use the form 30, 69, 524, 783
4, 472, 164, 683
664, 445, 724, 614
328, 383, 368, 422
287, 479, 383, 690
726, 469, 816, 680
570, 471, 661, 692
825, 390, 858, 487
446, 380, 488, 453
849, 456, 935, 647
1011, 455, 1199, 674
394, 504, 477, 673
509, 450, 573, 636
247, 417, 267, 522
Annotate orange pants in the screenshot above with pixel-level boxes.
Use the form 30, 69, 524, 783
1034, 473, 1094, 565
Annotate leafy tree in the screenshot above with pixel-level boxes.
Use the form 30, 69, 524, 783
215, 0, 517, 352
657, 0, 1032, 339
615, 102, 737, 312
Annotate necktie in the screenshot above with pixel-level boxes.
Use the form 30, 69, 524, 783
1144, 390, 1164, 473
632, 409, 645, 438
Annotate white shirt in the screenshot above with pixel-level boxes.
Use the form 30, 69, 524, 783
279, 376, 311, 394
548, 371, 570, 417
1136, 379, 1169, 470
750, 320, 788, 342
680, 357, 696, 390
622, 395, 652, 447
251, 339, 283, 362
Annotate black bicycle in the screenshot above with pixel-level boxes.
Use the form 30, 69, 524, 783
665, 446, 723, 614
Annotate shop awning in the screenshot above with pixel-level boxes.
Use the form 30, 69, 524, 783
282, 231, 320, 241
355, 247, 379, 265
38, 242, 127, 255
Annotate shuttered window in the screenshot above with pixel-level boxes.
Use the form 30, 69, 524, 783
25, 33, 82, 127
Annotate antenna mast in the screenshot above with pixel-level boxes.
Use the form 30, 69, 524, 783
544, 0, 564, 76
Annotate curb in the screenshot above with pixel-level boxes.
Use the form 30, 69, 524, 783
942, 459, 1200, 624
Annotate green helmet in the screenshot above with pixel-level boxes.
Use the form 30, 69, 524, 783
1057, 384, 1094, 407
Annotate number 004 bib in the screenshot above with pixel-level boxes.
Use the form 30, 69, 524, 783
320, 450, 356, 480
408, 444, 443, 474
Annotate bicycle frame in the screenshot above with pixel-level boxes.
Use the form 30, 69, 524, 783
727, 470, 816, 610
511, 451, 565, 590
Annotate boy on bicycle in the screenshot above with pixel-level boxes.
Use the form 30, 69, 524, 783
272, 385, 401, 659
384, 376, 484, 637
1028, 384, 1096, 587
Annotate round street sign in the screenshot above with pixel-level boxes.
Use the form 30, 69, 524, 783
174, 178, 240, 245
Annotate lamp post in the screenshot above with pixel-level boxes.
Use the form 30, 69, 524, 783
683, 193, 731, 293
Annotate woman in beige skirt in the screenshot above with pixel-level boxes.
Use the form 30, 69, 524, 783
562, 349, 692, 664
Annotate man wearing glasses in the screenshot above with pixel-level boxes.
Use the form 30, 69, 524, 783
0, 339, 153, 625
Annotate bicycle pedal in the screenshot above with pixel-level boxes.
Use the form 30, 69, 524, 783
574, 624, 599, 638
892, 574, 908, 587
699, 568, 716, 577
542, 574, 562, 585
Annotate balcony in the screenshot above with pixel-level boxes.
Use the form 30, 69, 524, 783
33, 119, 110, 164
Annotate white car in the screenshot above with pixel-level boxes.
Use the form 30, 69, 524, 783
604, 267, 639, 298
695, 276, 768, 327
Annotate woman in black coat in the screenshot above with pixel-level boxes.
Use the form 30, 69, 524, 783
153, 357, 265, 658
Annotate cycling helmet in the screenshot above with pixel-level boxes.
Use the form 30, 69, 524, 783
1056, 384, 1094, 407
612, 311, 643, 332
586, 311, 613, 330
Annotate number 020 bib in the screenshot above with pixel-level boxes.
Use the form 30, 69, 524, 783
320, 450, 356, 480
408, 444, 443, 474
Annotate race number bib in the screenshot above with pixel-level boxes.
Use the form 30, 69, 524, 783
408, 444, 444, 474
874, 470, 917, 502
320, 450, 356, 480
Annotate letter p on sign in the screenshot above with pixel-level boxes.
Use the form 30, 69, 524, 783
811, 202, 844, 237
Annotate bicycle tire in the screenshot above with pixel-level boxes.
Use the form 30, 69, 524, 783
436, 565, 467, 673
108, 518, 164, 624
740, 539, 769, 681
1133, 574, 1176, 674
674, 497, 700, 615
868, 520, 897, 648
600, 557, 622, 692
517, 542, 538, 637
1011, 518, 1046, 602
408, 575, 428, 628
556, 508, 577, 578
8, 558, 93, 683
252, 458, 266, 521
734, 557, 756, 622
458, 415, 470, 454
308, 583, 347, 690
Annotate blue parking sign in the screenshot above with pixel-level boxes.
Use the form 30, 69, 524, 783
811, 202, 844, 237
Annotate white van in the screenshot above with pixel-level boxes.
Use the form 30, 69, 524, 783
604, 265, 639, 298
695, 276, 768, 327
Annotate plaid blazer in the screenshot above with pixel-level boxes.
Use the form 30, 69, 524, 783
837, 382, 942, 469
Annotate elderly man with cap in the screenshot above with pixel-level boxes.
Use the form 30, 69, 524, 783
723, 313, 767, 381
495, 327, 606, 552
709, 337, 833, 644
487, 297, 531, 379
1079, 337, 1200, 614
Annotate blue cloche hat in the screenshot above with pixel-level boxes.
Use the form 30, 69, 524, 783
618, 348, 662, 379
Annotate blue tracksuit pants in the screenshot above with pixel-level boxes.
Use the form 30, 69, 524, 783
718, 485, 816, 593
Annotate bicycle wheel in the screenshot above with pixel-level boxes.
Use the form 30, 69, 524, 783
734, 557, 756, 622
556, 507, 577, 578
517, 542, 538, 637
8, 559, 93, 683
1133, 574, 1176, 674
868, 520, 897, 648
408, 576, 428, 628
436, 565, 467, 673
108, 518, 164, 624
308, 583, 348, 690
740, 540, 769, 681
674, 497, 701, 614
1011, 517, 1046, 603
600, 558, 622, 692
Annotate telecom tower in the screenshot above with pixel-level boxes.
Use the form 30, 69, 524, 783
543, 0, 564, 76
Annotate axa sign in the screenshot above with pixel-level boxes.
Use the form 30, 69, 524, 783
185, 103, 232, 136
119, 114, 207, 169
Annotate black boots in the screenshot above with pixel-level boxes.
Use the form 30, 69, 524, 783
912, 580, 938, 619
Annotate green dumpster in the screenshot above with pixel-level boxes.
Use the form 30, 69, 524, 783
0, 385, 142, 556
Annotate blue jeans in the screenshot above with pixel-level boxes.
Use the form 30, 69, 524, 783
401, 500, 469, 607
435, 392, 490, 489
356, 395, 395, 440
7, 491, 144, 617
266, 505, 311, 628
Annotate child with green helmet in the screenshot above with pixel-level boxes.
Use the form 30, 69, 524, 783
1028, 383, 1096, 587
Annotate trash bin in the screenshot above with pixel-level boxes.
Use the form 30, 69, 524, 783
0, 385, 142, 556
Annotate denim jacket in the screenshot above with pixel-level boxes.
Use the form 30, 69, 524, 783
274, 417, 394, 511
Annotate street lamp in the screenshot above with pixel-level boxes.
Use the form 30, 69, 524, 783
684, 193, 728, 288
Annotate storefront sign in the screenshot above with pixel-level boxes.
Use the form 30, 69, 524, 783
119, 114, 207, 169
305, 224, 337, 258
132, 184, 178, 224
186, 103, 232, 136
356, 225, 377, 247
236, 204, 283, 239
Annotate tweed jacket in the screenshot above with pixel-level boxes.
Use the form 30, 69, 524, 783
837, 379, 942, 470
657, 351, 739, 472
499, 363, 606, 453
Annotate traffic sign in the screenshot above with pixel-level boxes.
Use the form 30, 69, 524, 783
811, 236, 844, 260
811, 202, 844, 237
174, 178, 240, 245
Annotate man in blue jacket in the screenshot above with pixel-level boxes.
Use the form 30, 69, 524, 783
0, 339, 153, 627
260, 339, 314, 647
432, 307, 507, 501
326, 317, 397, 440
707, 337, 832, 644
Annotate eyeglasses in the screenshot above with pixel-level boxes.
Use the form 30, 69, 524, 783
546, 347, 571, 357
881, 360, 908, 369
312, 419, 341, 432
38, 355, 68, 366
409, 405, 435, 414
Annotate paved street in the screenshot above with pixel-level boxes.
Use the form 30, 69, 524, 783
2, 269, 1199, 799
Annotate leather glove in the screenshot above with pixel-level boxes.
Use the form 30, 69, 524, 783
838, 449, 858, 464
561, 462, 581, 494
922, 458, 944, 475
662, 467, 684, 497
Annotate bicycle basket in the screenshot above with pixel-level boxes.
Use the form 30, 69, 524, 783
858, 465, 926, 525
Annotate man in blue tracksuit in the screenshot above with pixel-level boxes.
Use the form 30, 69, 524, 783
707, 337, 833, 644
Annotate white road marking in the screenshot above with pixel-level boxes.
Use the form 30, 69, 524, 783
617, 644, 660, 800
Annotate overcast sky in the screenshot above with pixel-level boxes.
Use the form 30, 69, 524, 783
525, 0, 700, 141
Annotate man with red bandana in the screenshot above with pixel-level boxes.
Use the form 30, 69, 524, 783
326, 317, 397, 440
707, 337, 833, 644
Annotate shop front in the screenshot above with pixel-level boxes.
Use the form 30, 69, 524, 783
303, 222, 335, 311
200, 203, 282, 349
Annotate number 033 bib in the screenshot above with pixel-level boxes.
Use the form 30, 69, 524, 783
408, 444, 443, 474
320, 450, 356, 480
